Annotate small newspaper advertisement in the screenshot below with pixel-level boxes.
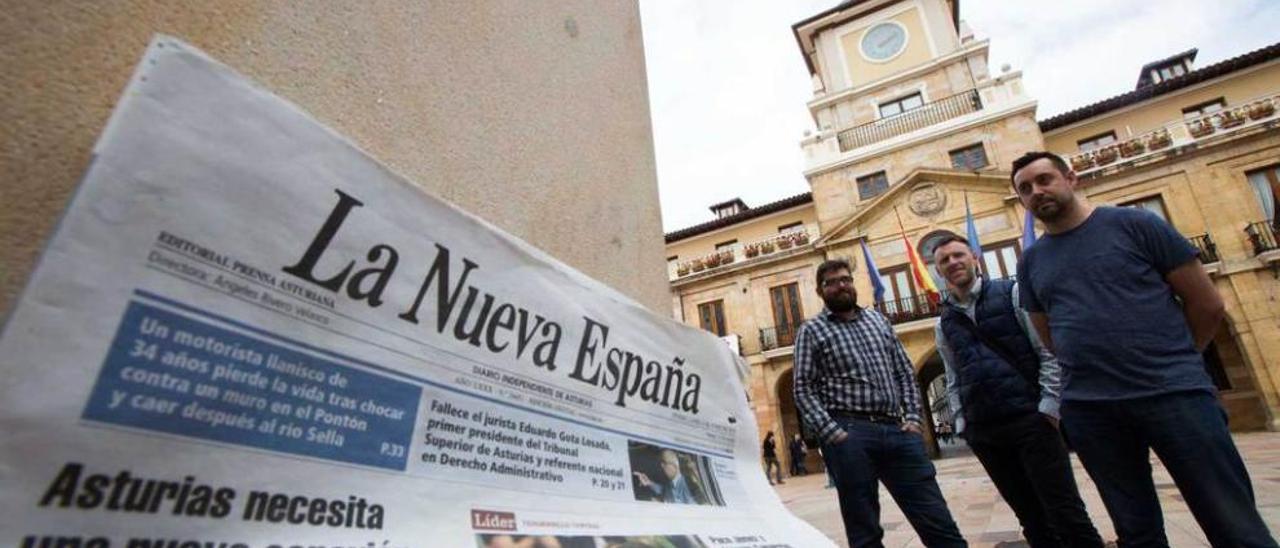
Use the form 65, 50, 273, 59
0, 37, 833, 547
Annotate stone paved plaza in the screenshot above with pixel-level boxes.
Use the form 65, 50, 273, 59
777, 432, 1280, 547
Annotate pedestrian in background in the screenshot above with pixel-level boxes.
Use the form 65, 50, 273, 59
762, 431, 784, 485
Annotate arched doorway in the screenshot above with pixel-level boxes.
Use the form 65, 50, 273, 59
775, 368, 824, 475
916, 351, 954, 459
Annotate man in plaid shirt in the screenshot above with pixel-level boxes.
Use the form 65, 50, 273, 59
794, 259, 965, 548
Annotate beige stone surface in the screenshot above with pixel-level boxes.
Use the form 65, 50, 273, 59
1043, 60, 1280, 150
0, 1, 668, 317
778, 432, 1280, 547
666, 206, 817, 266
807, 114, 1044, 232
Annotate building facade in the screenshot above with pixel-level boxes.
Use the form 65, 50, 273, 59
664, 0, 1280, 472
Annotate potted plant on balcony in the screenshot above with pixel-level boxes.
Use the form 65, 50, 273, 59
1188, 117, 1216, 138
744, 243, 760, 258
793, 231, 811, 246
1247, 99, 1276, 120
1070, 153, 1094, 172
704, 253, 721, 268
760, 240, 776, 255
777, 235, 794, 250
690, 258, 705, 272
676, 262, 690, 277
1219, 109, 1247, 129
1094, 146, 1119, 166
1118, 138, 1146, 158
719, 250, 735, 265
1147, 129, 1172, 150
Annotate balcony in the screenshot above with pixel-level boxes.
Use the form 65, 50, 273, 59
671, 226, 817, 281
1189, 233, 1221, 264
801, 73, 1032, 174
837, 90, 982, 152
1066, 93, 1278, 179
759, 326, 797, 352
1245, 220, 1280, 257
875, 294, 942, 325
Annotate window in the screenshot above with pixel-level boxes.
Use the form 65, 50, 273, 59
878, 92, 924, 118
1246, 165, 1279, 225
878, 266, 917, 306
769, 283, 804, 347
1183, 97, 1226, 120
980, 241, 1021, 280
1119, 195, 1170, 223
697, 300, 727, 336
710, 199, 748, 219
1154, 62, 1187, 83
667, 255, 679, 277
949, 143, 989, 170
857, 171, 890, 201
714, 239, 738, 252
778, 221, 805, 234
1077, 131, 1117, 152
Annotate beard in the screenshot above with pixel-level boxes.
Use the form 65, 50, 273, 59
824, 289, 857, 313
1030, 194, 1067, 222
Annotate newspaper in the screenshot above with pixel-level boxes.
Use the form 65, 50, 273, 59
0, 36, 834, 548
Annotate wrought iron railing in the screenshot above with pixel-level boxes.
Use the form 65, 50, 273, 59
837, 90, 982, 152
874, 294, 942, 325
759, 326, 798, 351
1065, 93, 1278, 176
1189, 233, 1221, 263
1245, 220, 1280, 256
673, 226, 817, 279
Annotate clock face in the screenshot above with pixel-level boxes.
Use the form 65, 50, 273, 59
861, 22, 907, 61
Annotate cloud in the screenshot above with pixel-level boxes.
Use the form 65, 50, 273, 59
642, 0, 1280, 231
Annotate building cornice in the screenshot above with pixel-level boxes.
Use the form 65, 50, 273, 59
803, 99, 1037, 178
664, 200, 813, 246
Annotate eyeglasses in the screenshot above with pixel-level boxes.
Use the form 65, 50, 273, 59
822, 275, 854, 288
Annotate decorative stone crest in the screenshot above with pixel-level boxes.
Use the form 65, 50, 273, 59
907, 182, 947, 217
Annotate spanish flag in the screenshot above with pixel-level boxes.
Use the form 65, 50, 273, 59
895, 207, 941, 305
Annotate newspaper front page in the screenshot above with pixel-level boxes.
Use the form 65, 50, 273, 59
0, 37, 834, 548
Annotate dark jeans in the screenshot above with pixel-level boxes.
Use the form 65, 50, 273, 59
764, 456, 784, 484
966, 413, 1102, 548
1062, 390, 1277, 548
791, 452, 808, 476
822, 417, 966, 548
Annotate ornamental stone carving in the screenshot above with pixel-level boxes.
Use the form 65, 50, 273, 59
907, 182, 947, 217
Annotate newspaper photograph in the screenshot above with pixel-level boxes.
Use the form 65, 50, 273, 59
0, 36, 833, 547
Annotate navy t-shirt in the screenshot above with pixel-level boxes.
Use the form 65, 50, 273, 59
1017, 206, 1214, 401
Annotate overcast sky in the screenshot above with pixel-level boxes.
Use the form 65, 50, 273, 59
640, 0, 1280, 232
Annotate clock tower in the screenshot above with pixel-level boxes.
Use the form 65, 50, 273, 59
792, 0, 1042, 240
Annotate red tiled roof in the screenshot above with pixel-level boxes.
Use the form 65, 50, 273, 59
1040, 41, 1280, 132
665, 192, 813, 243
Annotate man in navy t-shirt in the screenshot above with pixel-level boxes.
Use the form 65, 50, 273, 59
1012, 151, 1275, 547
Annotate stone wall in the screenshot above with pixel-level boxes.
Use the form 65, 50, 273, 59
0, 1, 669, 317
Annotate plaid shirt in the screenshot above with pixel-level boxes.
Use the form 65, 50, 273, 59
793, 307, 923, 443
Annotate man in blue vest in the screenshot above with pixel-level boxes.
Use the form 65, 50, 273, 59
933, 234, 1102, 548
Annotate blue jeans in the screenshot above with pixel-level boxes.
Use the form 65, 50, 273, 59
821, 418, 966, 548
1062, 390, 1277, 548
